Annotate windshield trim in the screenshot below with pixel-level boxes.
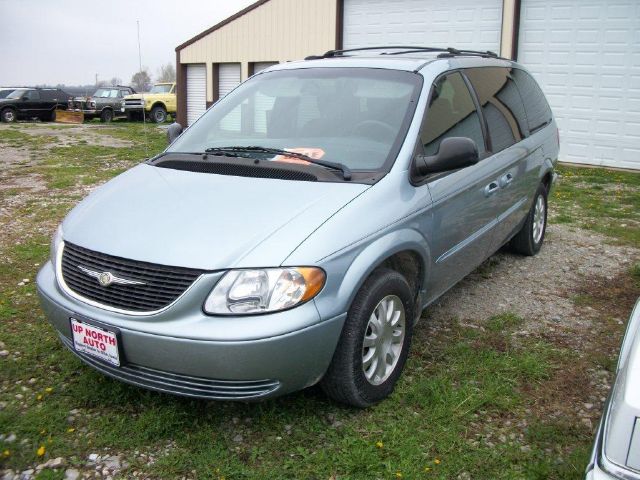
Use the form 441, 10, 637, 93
167, 67, 424, 183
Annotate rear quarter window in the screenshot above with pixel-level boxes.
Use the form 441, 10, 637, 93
465, 67, 527, 153
511, 68, 553, 133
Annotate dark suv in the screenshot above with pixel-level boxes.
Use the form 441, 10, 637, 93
69, 86, 136, 122
0, 88, 72, 123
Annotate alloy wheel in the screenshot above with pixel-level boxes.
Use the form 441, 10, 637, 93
362, 294, 406, 385
532, 194, 545, 244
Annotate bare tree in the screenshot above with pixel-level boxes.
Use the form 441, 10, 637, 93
131, 68, 152, 92
110, 77, 122, 86
156, 63, 176, 83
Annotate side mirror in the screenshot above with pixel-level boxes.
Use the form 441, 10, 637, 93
415, 137, 479, 176
166, 122, 183, 145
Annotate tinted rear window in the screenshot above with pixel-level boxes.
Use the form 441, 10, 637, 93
465, 67, 527, 153
511, 68, 553, 133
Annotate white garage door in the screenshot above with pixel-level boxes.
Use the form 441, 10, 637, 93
186, 64, 206, 126
219, 63, 241, 98
518, 0, 640, 169
252, 62, 278, 75
343, 0, 502, 53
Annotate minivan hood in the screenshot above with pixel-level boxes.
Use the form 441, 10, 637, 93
63, 164, 368, 270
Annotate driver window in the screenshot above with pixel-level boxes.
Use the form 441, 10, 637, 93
26, 90, 40, 100
421, 72, 484, 156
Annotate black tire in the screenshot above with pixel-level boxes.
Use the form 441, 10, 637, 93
150, 105, 167, 124
1, 108, 16, 123
509, 183, 548, 256
320, 268, 414, 407
100, 109, 113, 123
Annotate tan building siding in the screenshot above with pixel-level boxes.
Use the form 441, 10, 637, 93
179, 0, 338, 105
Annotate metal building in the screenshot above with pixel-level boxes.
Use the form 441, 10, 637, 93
176, 0, 640, 170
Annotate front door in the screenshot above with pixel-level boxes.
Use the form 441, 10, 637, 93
417, 72, 501, 302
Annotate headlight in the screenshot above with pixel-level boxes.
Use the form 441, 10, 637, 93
204, 267, 325, 315
50, 224, 63, 266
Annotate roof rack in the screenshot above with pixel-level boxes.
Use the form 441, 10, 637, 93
305, 46, 503, 61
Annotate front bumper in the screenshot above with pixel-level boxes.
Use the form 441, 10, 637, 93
36, 261, 346, 400
70, 109, 97, 114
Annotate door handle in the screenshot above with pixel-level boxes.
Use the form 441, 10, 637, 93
484, 181, 499, 197
499, 172, 514, 188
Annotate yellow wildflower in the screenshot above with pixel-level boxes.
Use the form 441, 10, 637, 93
375, 441, 383, 448
36, 445, 45, 456
2, 450, 10, 457
424, 466, 431, 472
67, 427, 75, 433
395, 473, 403, 478
434, 458, 441, 465
36, 394, 43, 401
45, 387, 53, 393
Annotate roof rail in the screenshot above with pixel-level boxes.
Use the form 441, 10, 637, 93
304, 46, 503, 61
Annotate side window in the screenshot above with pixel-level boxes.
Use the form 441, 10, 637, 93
465, 67, 527, 153
26, 90, 40, 100
421, 72, 485, 156
511, 68, 553, 133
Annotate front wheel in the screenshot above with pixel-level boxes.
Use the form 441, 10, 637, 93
100, 109, 113, 123
509, 184, 548, 256
320, 268, 414, 407
150, 105, 167, 123
1, 108, 16, 123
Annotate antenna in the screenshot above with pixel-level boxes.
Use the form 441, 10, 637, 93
136, 20, 149, 156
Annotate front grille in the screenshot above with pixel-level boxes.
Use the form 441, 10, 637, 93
60, 336, 280, 400
61, 242, 205, 313
155, 160, 318, 182
124, 99, 144, 107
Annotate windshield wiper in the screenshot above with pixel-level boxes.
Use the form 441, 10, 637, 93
204, 146, 352, 180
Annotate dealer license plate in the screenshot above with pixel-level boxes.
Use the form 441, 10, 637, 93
70, 318, 120, 367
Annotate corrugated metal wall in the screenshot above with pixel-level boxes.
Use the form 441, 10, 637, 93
179, 0, 337, 103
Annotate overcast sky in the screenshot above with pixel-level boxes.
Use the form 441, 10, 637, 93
0, 0, 255, 87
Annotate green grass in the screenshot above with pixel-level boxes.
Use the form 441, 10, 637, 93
0, 125, 638, 478
1, 307, 576, 479
631, 263, 640, 287
551, 165, 640, 245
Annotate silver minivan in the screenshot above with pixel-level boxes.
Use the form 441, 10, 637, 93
37, 47, 559, 407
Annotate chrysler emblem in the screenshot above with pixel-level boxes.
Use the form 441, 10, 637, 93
98, 272, 114, 286
77, 265, 146, 287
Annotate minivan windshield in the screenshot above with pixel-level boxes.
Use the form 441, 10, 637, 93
168, 68, 422, 172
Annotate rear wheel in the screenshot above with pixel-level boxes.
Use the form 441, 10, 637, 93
509, 183, 548, 256
151, 105, 167, 124
1, 108, 16, 123
100, 109, 113, 123
320, 268, 414, 407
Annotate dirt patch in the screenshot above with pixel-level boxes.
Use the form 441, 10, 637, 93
14, 124, 133, 148
425, 224, 639, 334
